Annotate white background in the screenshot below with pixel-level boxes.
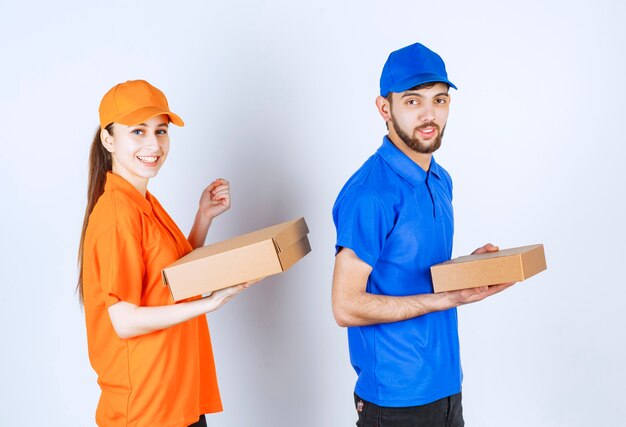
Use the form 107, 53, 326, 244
1, 1, 625, 426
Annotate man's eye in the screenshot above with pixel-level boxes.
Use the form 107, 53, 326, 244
132, 129, 143, 135
407, 99, 419, 105
156, 129, 168, 135
436, 98, 448, 104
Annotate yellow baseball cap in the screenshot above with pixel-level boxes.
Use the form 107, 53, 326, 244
98, 79, 184, 129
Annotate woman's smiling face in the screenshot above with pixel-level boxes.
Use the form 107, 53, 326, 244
101, 114, 170, 194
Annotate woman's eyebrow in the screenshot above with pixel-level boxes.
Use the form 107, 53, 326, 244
127, 122, 169, 127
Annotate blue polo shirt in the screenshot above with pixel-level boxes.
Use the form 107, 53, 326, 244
333, 136, 460, 407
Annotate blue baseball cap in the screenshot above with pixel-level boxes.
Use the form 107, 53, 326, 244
380, 42, 457, 96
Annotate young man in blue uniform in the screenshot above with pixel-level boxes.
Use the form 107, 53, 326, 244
332, 42, 515, 426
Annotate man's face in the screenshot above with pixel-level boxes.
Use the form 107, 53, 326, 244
387, 82, 450, 154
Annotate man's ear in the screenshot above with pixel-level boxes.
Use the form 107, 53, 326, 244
375, 95, 392, 123
101, 128, 115, 153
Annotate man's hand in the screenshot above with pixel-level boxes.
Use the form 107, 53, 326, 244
472, 242, 499, 255
432, 282, 515, 311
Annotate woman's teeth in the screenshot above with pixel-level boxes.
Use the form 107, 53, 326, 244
137, 156, 158, 163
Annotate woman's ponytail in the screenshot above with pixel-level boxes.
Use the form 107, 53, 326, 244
76, 124, 113, 303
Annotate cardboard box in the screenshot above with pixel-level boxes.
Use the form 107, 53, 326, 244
162, 217, 311, 301
430, 244, 546, 293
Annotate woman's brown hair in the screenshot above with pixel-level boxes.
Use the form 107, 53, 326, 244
76, 124, 113, 302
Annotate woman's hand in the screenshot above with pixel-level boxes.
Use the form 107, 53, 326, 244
200, 278, 264, 316
198, 178, 231, 221
188, 178, 231, 249
107, 279, 264, 339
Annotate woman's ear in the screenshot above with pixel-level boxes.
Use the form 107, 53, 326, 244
101, 127, 115, 153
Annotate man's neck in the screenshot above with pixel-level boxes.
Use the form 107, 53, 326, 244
387, 134, 432, 172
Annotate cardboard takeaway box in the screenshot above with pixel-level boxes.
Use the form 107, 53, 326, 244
162, 217, 311, 301
430, 244, 546, 293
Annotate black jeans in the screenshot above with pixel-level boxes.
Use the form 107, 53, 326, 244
188, 414, 207, 427
354, 393, 464, 427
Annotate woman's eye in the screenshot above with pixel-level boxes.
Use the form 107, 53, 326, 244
156, 129, 168, 135
132, 129, 143, 135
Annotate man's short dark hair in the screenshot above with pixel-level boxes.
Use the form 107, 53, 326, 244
385, 82, 449, 105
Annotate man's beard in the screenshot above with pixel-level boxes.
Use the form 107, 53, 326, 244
391, 114, 445, 154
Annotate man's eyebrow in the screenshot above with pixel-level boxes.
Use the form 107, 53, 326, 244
400, 91, 450, 98
401, 92, 424, 99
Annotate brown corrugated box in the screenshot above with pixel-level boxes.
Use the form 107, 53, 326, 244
162, 217, 311, 301
430, 244, 546, 293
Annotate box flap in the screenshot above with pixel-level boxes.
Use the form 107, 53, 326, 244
272, 217, 309, 252
277, 235, 312, 271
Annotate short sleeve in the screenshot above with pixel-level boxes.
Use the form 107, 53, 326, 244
332, 185, 390, 267
91, 226, 144, 307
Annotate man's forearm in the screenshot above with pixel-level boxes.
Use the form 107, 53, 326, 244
333, 284, 511, 327
333, 291, 444, 327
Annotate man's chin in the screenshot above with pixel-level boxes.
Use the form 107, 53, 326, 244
406, 139, 441, 154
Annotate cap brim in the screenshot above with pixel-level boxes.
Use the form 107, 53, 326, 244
114, 106, 185, 127
385, 74, 457, 96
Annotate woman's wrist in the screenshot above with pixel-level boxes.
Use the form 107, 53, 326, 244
195, 210, 215, 227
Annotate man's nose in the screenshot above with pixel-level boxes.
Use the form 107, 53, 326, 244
419, 104, 436, 122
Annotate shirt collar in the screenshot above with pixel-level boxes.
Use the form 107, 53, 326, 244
377, 136, 442, 187
104, 172, 153, 215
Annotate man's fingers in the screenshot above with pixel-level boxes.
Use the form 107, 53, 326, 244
488, 282, 516, 293
451, 281, 515, 305
472, 243, 499, 255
